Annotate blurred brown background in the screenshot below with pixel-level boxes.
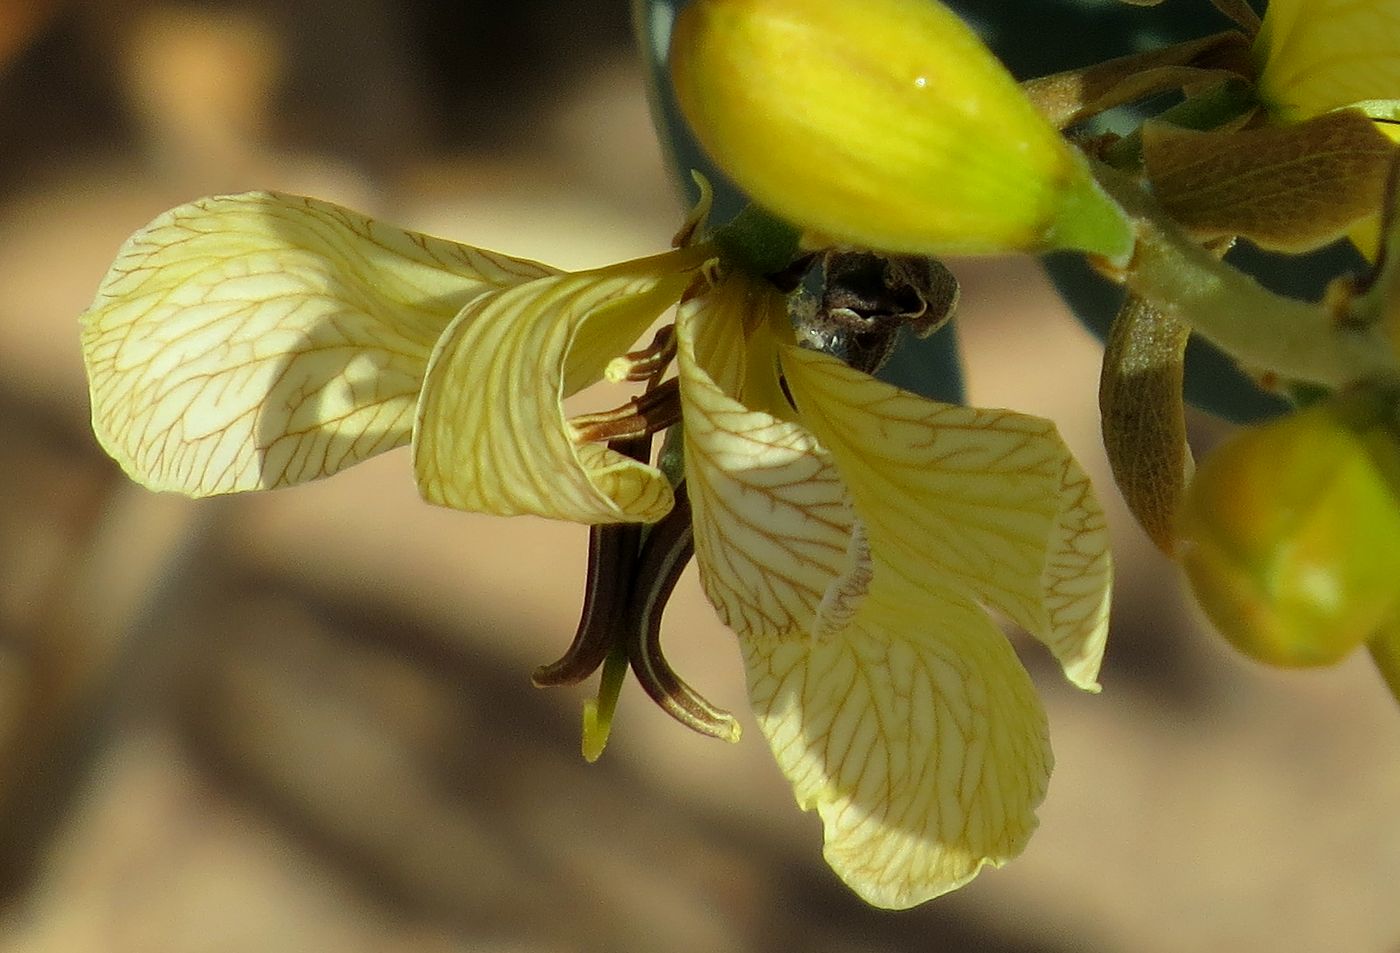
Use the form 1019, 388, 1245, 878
0, 2, 1397, 951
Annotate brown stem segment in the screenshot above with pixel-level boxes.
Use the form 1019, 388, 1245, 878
1208, 0, 1261, 35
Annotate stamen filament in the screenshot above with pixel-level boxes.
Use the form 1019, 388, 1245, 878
625, 483, 741, 743
539, 326, 734, 754
531, 521, 641, 687
532, 430, 653, 687
570, 377, 682, 444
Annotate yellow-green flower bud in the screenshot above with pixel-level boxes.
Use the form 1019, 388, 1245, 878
1178, 400, 1400, 667
669, 0, 1132, 262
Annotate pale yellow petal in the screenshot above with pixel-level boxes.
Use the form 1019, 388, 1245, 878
742, 553, 1051, 908
1040, 453, 1113, 689
80, 192, 553, 496
414, 249, 707, 523
1256, 0, 1400, 122
676, 273, 854, 639
781, 346, 1111, 690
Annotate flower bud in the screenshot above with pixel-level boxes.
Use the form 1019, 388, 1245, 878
669, 0, 1132, 262
1178, 400, 1400, 667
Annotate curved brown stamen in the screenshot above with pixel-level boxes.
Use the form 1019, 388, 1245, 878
532, 431, 652, 687
537, 324, 733, 749
625, 483, 740, 742
533, 325, 681, 690
570, 377, 683, 444
615, 325, 677, 382
531, 521, 641, 686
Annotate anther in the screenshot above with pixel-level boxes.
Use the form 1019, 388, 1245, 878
605, 325, 677, 383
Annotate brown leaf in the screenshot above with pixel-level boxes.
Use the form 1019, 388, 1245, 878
1099, 293, 1193, 555
1144, 110, 1398, 253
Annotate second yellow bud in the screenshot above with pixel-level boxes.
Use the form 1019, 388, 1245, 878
1178, 400, 1400, 667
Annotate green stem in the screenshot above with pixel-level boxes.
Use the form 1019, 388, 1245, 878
656, 422, 686, 488
1094, 163, 1400, 389
712, 204, 802, 278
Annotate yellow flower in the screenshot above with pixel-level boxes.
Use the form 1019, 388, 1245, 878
1254, 0, 1400, 130
79, 191, 1112, 907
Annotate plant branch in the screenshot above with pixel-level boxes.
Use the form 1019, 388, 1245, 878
1093, 163, 1400, 389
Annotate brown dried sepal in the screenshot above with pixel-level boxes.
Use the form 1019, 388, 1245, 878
1144, 109, 1398, 253
1099, 293, 1193, 555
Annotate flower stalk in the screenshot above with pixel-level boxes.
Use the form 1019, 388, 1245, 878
1095, 162, 1400, 389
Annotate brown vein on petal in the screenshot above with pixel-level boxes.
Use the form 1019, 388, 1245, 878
787, 352, 1065, 627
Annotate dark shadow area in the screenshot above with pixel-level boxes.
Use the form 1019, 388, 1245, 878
763, 856, 1092, 953
0, 9, 137, 194
400, 0, 633, 151
0, 387, 120, 904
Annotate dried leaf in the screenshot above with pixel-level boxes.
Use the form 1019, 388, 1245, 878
1099, 293, 1194, 555
1144, 109, 1398, 252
